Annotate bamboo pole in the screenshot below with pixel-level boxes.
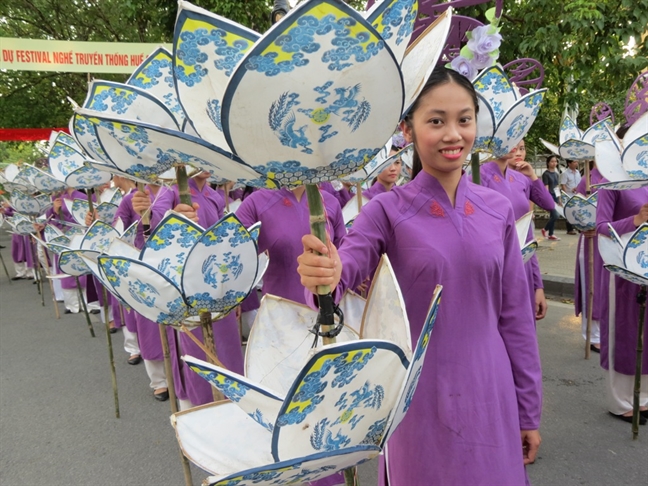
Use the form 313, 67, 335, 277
470, 152, 481, 185
76, 276, 95, 337
356, 182, 363, 214
102, 286, 120, 419
29, 236, 45, 305
632, 286, 646, 440
136, 182, 151, 236
584, 161, 593, 359
160, 324, 194, 486
87, 188, 95, 217
306, 183, 356, 486
199, 313, 225, 402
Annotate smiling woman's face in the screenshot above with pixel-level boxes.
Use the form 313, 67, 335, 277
402, 81, 476, 179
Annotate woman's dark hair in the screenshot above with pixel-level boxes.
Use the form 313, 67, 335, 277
404, 66, 479, 179
546, 155, 557, 168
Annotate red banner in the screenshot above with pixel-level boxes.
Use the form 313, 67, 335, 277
0, 127, 69, 142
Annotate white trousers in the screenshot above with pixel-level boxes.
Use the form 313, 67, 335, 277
122, 328, 140, 356
606, 277, 648, 414
143, 359, 167, 390
99, 305, 114, 324
13, 262, 29, 278
51, 270, 64, 302
62, 287, 82, 313
178, 399, 193, 411
578, 240, 600, 344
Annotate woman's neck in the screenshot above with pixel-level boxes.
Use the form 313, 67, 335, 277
291, 185, 306, 201
422, 167, 462, 207
193, 177, 207, 191
377, 179, 394, 191
495, 157, 508, 175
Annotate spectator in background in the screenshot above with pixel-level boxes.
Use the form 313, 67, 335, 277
541, 155, 561, 240
560, 159, 581, 235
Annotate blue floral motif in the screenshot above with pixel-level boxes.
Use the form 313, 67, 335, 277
376, 0, 416, 46
50, 142, 79, 159
175, 28, 252, 86
155, 296, 187, 325
128, 163, 165, 182
190, 365, 250, 401
248, 409, 274, 432
505, 114, 528, 141
474, 70, 511, 96
207, 99, 223, 131
360, 417, 388, 445
286, 464, 337, 483
201, 218, 251, 248
254, 146, 377, 186
296, 83, 371, 133
130, 58, 174, 90
90, 87, 136, 115
403, 367, 422, 413
310, 418, 351, 451
524, 92, 544, 118
635, 149, 648, 170
155, 148, 213, 171
202, 253, 243, 287
128, 279, 160, 308
187, 288, 247, 314
147, 221, 201, 250
628, 227, 648, 249
246, 14, 383, 76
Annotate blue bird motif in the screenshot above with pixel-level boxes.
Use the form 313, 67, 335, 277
277, 112, 313, 154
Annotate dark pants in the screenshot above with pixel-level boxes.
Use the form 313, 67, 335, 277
544, 209, 560, 236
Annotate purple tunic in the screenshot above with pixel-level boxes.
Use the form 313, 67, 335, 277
329, 171, 541, 485
479, 162, 555, 316
114, 188, 171, 354
319, 181, 352, 208
363, 181, 388, 201
573, 168, 604, 319
46, 190, 88, 290
153, 178, 244, 406
595, 186, 648, 375
236, 188, 346, 304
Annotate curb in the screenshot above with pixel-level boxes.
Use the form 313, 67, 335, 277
542, 275, 574, 299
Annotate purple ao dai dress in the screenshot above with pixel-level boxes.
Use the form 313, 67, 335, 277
595, 187, 648, 381
326, 171, 541, 485
479, 162, 555, 317
152, 178, 244, 406
235, 188, 346, 304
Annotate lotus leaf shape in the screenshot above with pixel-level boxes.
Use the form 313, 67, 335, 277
541, 116, 612, 161
598, 223, 648, 286
559, 191, 598, 232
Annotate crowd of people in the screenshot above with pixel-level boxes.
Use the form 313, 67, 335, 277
1, 65, 646, 486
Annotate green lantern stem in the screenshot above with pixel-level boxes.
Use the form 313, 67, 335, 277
175, 165, 192, 206
470, 153, 481, 185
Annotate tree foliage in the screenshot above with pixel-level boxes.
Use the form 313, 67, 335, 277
460, 0, 648, 158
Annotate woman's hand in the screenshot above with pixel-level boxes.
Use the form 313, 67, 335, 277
582, 229, 596, 238
633, 203, 648, 227
521, 429, 541, 465
297, 234, 342, 294
513, 161, 538, 181
173, 203, 199, 222
535, 288, 547, 320
84, 210, 98, 227
131, 190, 151, 215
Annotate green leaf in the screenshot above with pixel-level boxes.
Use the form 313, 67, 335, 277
485, 7, 497, 23
460, 45, 474, 60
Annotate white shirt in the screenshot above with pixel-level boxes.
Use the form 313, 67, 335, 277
560, 168, 581, 195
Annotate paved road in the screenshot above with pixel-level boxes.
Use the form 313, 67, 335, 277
0, 231, 646, 486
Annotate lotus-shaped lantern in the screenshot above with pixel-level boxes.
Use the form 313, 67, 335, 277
516, 211, 537, 263
341, 141, 413, 225
559, 191, 598, 232
5, 213, 40, 236
63, 187, 123, 226
38, 219, 137, 282
472, 65, 547, 158
541, 116, 612, 160
172, 256, 442, 486
598, 224, 648, 286
17, 164, 67, 193
71, 0, 451, 189
9, 191, 52, 216
47, 131, 112, 189
93, 212, 265, 326
594, 112, 648, 190
1, 164, 34, 194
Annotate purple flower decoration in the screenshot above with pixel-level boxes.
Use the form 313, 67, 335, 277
467, 25, 502, 56
450, 55, 477, 80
